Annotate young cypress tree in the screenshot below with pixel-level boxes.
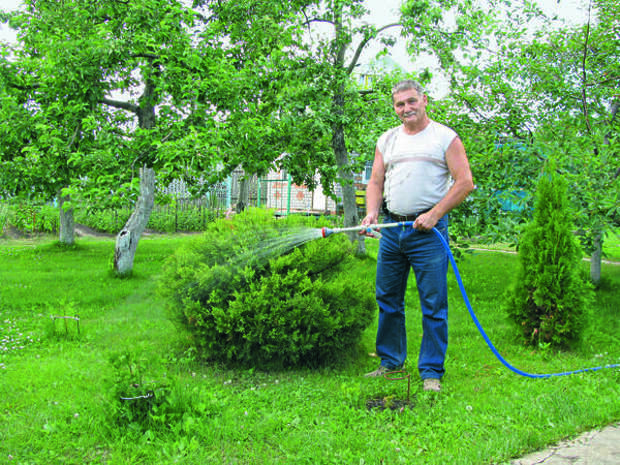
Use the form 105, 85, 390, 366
505, 162, 593, 348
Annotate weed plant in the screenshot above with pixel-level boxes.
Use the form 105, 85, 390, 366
0, 234, 618, 464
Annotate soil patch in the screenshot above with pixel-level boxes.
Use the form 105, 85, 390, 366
75, 223, 114, 238
366, 396, 415, 411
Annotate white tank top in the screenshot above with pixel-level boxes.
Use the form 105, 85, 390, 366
377, 121, 457, 215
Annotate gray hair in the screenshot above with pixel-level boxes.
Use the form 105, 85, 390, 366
391, 80, 425, 100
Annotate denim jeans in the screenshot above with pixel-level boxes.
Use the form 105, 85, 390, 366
375, 215, 449, 379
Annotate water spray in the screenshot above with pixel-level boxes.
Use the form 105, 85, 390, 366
319, 222, 619, 378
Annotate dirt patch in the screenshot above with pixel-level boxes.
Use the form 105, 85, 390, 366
74, 223, 114, 238
2, 225, 33, 239
366, 396, 415, 411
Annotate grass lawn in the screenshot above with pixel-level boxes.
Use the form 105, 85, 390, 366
604, 229, 620, 262
1, 233, 618, 464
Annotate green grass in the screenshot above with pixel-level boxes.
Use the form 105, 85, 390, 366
1, 234, 618, 464
604, 229, 620, 262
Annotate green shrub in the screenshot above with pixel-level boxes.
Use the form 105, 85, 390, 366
159, 208, 375, 368
108, 351, 215, 434
3, 201, 59, 233
504, 163, 593, 348
74, 202, 220, 233
74, 207, 131, 233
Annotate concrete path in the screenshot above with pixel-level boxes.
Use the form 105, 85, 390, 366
509, 422, 620, 465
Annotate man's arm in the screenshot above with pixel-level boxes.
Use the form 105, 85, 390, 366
361, 146, 385, 227
414, 136, 474, 231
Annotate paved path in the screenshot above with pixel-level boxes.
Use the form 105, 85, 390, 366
509, 422, 620, 465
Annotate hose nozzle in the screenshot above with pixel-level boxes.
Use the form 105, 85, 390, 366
321, 227, 335, 238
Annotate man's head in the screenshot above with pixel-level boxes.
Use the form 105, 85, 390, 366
391, 80, 425, 102
391, 80, 429, 129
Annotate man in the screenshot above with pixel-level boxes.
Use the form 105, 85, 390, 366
361, 79, 474, 392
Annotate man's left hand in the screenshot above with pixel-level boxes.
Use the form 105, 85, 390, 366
413, 211, 438, 232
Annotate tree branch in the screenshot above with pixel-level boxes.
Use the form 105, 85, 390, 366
130, 53, 159, 60
302, 18, 336, 27
580, 1, 593, 134
585, 75, 620, 87
101, 97, 139, 114
346, 23, 401, 75
67, 124, 80, 151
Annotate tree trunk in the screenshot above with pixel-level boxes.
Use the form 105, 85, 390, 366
58, 191, 75, 245
332, 94, 365, 254
236, 175, 250, 213
114, 166, 155, 276
590, 229, 602, 285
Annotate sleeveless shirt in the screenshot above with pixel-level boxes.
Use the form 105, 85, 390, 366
376, 120, 457, 215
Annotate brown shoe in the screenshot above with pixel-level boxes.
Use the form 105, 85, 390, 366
423, 378, 441, 392
364, 366, 390, 378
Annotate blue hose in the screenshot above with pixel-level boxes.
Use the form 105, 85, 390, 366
428, 226, 619, 378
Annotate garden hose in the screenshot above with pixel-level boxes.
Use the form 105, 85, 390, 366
323, 221, 620, 378
431, 226, 619, 378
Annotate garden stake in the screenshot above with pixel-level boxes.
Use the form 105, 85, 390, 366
319, 222, 620, 379
51, 315, 80, 335
120, 391, 155, 401
382, 370, 411, 402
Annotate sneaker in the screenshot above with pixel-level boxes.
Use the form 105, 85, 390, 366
423, 378, 441, 392
364, 366, 390, 378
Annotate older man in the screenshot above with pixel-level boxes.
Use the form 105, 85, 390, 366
361, 79, 474, 392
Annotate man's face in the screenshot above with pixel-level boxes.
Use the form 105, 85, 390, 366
393, 88, 428, 125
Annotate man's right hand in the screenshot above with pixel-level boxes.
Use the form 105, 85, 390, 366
359, 213, 379, 236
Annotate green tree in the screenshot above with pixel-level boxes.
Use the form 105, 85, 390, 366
203, 0, 406, 251
0, 3, 109, 244
1, 0, 238, 272
435, 0, 619, 282
214, 0, 492, 252
505, 163, 593, 348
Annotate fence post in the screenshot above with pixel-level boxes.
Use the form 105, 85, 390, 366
175, 195, 178, 232
286, 174, 292, 216
257, 178, 261, 208
226, 176, 232, 209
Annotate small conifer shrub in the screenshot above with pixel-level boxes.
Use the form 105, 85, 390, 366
159, 208, 375, 368
505, 163, 593, 348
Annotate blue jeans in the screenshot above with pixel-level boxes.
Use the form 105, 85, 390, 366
375, 215, 449, 379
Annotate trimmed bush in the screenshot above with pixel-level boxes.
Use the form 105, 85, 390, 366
159, 208, 375, 368
504, 163, 593, 348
